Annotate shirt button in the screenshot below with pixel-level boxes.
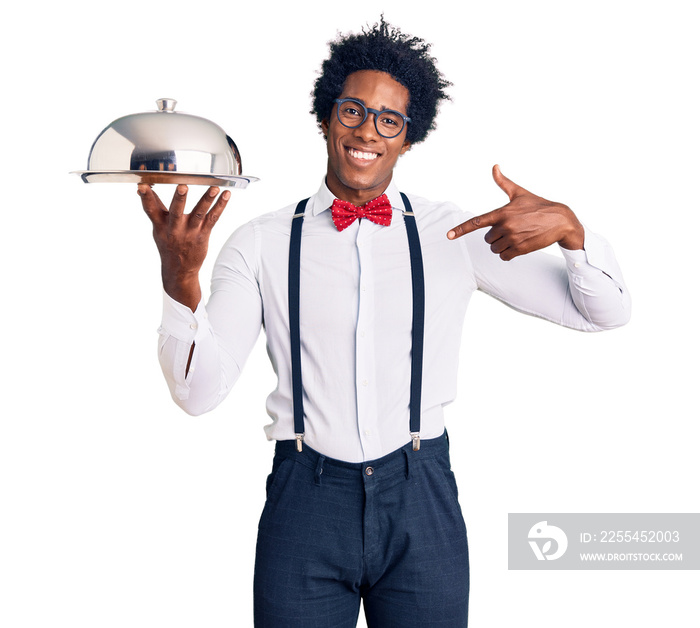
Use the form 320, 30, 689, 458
574, 262, 581, 268
365, 467, 374, 476
362, 380, 368, 387
360, 330, 366, 338
190, 323, 198, 330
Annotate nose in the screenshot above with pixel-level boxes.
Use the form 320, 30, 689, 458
353, 113, 380, 141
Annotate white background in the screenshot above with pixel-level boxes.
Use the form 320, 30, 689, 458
1, 0, 698, 626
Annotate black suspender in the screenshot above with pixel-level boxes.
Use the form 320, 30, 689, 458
400, 192, 426, 451
288, 199, 308, 452
288, 193, 425, 453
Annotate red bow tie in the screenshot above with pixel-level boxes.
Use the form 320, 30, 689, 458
331, 194, 393, 232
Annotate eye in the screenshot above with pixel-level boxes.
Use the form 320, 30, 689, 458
342, 105, 363, 117
376, 111, 404, 134
379, 115, 399, 127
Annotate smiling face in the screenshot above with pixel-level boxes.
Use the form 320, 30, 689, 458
322, 70, 411, 206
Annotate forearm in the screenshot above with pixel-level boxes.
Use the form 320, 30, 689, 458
157, 300, 237, 415
157, 293, 250, 415
469, 227, 630, 332
157, 221, 265, 414
559, 231, 631, 331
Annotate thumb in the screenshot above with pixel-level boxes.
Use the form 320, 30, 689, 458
492, 164, 524, 201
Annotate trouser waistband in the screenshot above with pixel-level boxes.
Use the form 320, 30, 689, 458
274, 431, 449, 480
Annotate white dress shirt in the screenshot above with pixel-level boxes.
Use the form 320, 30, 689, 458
157, 179, 630, 462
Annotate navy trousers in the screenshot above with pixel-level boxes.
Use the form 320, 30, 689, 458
253, 432, 470, 627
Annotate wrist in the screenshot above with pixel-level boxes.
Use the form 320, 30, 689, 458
162, 269, 201, 312
559, 225, 585, 250
558, 209, 585, 250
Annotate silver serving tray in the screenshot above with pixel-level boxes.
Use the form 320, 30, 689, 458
72, 170, 259, 187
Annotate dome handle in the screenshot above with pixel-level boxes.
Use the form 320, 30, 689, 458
156, 98, 177, 112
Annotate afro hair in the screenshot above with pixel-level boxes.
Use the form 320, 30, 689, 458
311, 17, 452, 145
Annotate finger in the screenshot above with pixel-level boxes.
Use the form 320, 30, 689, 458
202, 189, 231, 232
447, 209, 500, 240
507, 232, 554, 259
483, 226, 503, 245
137, 184, 167, 224
188, 186, 220, 225
490, 237, 509, 255
168, 184, 189, 223
497, 232, 552, 261
499, 247, 517, 262
492, 164, 527, 201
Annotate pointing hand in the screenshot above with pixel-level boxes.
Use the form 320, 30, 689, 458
447, 165, 584, 260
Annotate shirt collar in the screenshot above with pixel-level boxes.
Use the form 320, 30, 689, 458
307, 178, 406, 217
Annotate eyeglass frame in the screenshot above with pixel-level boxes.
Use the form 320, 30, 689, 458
333, 98, 411, 138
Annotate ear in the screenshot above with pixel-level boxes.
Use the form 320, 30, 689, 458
400, 140, 411, 155
321, 119, 329, 139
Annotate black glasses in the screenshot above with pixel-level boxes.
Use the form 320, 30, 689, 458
333, 98, 411, 139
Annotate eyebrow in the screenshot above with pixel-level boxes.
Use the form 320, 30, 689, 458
342, 97, 400, 113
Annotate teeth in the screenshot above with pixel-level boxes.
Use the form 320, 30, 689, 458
348, 148, 378, 161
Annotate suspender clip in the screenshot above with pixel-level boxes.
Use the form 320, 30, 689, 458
411, 432, 420, 452
295, 433, 304, 452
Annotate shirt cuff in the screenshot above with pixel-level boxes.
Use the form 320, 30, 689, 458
559, 226, 624, 285
158, 290, 209, 343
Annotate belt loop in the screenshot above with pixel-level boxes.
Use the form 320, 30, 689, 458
403, 448, 411, 481
314, 454, 326, 486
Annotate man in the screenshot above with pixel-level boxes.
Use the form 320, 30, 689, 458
139, 18, 629, 628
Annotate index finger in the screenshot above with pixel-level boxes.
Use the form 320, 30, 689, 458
447, 209, 500, 240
